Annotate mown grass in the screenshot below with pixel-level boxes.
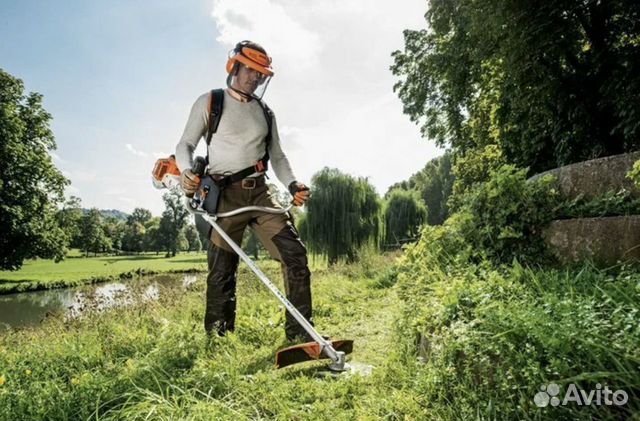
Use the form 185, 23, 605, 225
0, 252, 433, 421
0, 252, 209, 294
0, 252, 208, 283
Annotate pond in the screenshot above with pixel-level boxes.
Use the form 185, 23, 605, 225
0, 273, 199, 331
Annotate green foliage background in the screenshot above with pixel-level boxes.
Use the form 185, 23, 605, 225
383, 189, 427, 246
300, 168, 381, 264
391, 0, 640, 173
0, 69, 69, 270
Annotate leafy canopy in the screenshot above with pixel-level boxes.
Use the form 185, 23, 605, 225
392, 0, 640, 173
0, 69, 69, 269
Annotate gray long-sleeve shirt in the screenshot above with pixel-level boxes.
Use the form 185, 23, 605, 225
175, 90, 297, 187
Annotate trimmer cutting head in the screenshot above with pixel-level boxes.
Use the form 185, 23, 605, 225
275, 339, 354, 370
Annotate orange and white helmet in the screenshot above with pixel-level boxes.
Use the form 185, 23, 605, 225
226, 40, 274, 100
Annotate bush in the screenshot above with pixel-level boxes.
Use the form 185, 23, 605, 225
449, 144, 506, 212
454, 164, 560, 264
395, 231, 640, 420
556, 189, 640, 219
628, 159, 640, 189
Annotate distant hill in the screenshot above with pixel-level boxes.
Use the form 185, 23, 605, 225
82, 208, 129, 221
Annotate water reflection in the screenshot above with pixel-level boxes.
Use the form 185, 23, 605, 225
0, 274, 199, 331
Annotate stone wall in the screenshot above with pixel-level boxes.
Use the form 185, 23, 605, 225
542, 216, 640, 265
532, 152, 640, 265
531, 151, 640, 199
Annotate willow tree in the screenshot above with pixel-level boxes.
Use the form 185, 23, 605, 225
383, 189, 427, 247
386, 151, 454, 225
300, 168, 381, 265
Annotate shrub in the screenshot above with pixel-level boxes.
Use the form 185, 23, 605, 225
449, 144, 507, 212
628, 159, 640, 189
557, 189, 640, 219
453, 164, 560, 264
395, 231, 640, 420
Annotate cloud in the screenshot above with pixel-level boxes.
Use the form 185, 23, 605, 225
209, 0, 438, 193
125, 143, 148, 157
278, 125, 302, 151
212, 0, 322, 72
152, 151, 169, 159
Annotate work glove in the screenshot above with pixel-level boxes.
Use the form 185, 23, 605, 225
181, 169, 200, 197
288, 181, 311, 207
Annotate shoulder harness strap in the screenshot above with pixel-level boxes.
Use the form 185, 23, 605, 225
256, 98, 273, 165
206, 89, 225, 147
206, 90, 275, 188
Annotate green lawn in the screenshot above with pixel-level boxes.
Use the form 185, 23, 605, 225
0, 252, 209, 294
0, 253, 416, 421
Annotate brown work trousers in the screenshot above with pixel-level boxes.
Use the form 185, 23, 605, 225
205, 180, 312, 340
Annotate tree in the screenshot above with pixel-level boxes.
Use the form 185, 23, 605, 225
383, 190, 427, 247
143, 217, 162, 254
300, 168, 381, 265
56, 196, 83, 249
184, 224, 202, 252
0, 69, 69, 269
121, 222, 146, 253
392, 0, 640, 174
121, 207, 151, 253
242, 229, 263, 259
79, 208, 111, 256
386, 151, 454, 225
127, 208, 152, 226
157, 189, 190, 257
103, 216, 125, 254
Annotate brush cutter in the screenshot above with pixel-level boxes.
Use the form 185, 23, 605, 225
152, 155, 354, 371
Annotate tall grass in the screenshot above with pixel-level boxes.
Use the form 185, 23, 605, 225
395, 228, 640, 421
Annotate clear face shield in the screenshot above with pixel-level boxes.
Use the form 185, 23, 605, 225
227, 63, 272, 101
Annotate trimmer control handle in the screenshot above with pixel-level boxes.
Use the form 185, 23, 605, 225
192, 156, 207, 177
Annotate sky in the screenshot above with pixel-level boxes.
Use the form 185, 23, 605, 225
1, 0, 442, 216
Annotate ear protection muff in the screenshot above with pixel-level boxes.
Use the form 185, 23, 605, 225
225, 40, 274, 76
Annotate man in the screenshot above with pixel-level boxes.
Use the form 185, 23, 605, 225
175, 40, 313, 342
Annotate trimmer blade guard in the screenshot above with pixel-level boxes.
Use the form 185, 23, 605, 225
275, 339, 354, 369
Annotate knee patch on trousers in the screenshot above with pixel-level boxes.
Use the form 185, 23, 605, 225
271, 226, 311, 282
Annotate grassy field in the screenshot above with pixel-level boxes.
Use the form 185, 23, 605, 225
0, 252, 209, 294
2, 247, 636, 420
0, 252, 422, 421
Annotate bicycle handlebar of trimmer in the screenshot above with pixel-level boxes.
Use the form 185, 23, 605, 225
184, 196, 293, 219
